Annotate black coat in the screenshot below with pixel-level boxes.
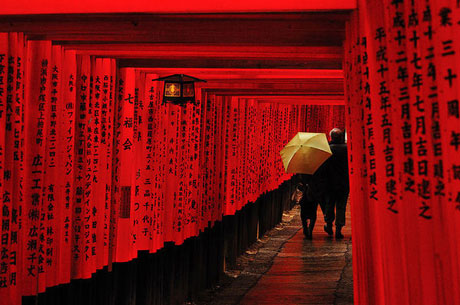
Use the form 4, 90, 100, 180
299, 141, 349, 200
327, 143, 349, 192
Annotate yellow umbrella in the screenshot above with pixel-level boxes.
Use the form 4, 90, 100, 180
280, 132, 332, 174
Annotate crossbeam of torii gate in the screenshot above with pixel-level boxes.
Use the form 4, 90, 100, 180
1, 0, 357, 14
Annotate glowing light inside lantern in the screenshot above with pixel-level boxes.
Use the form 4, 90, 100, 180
165, 82, 181, 97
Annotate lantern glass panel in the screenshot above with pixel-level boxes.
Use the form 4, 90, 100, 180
183, 82, 195, 97
165, 82, 181, 97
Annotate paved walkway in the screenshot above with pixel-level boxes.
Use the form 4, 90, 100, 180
191, 206, 353, 305
240, 208, 353, 305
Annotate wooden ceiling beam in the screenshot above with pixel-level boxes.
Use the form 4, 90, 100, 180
224, 96, 345, 105
201, 78, 344, 94
119, 58, 342, 69
0, 13, 347, 46
139, 68, 343, 79
67, 44, 342, 60
203, 89, 343, 95
200, 79, 343, 89
1, 1, 356, 15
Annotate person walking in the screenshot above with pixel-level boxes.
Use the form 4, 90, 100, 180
322, 128, 349, 239
296, 175, 319, 239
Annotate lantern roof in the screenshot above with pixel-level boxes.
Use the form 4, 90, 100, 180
152, 74, 207, 83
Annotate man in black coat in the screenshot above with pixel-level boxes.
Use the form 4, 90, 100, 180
322, 128, 349, 239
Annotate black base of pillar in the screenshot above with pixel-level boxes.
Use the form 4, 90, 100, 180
22, 178, 296, 305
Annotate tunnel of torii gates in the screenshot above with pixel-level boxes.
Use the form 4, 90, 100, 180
0, 0, 460, 304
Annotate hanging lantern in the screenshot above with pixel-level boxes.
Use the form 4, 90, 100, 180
152, 74, 206, 106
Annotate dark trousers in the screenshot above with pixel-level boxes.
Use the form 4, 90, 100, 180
323, 190, 349, 227
300, 199, 318, 229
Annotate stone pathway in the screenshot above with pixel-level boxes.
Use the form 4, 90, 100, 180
190, 206, 353, 305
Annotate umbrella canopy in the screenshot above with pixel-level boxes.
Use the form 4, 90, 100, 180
280, 132, 332, 174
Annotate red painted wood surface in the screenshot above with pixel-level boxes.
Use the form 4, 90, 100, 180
345, 1, 460, 304
0, 0, 356, 15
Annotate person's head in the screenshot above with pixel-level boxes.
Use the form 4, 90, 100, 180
330, 128, 344, 144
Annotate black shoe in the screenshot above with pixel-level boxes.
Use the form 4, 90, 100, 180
335, 226, 344, 239
324, 223, 333, 236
